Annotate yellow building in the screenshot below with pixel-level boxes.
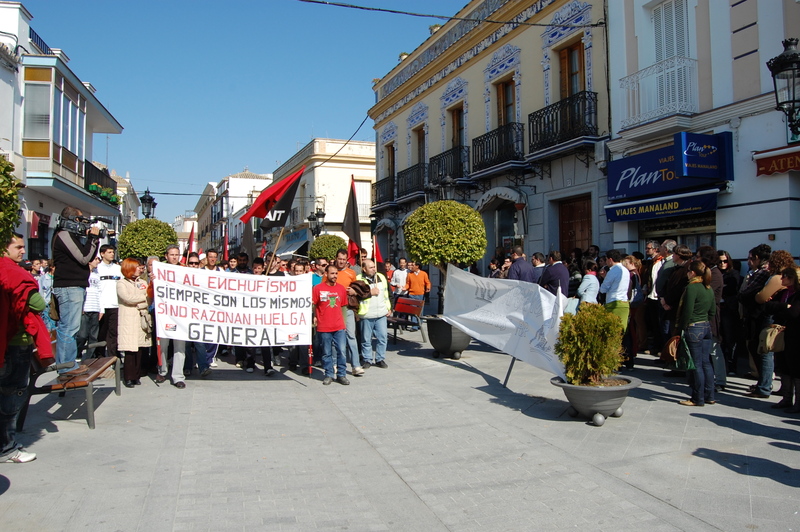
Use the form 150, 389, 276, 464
369, 0, 610, 271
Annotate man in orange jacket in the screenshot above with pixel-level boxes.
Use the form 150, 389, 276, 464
404, 261, 431, 331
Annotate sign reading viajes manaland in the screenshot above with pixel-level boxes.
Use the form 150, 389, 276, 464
442, 265, 567, 380
604, 131, 734, 223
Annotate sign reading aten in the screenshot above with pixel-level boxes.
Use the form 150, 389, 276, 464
152, 262, 312, 347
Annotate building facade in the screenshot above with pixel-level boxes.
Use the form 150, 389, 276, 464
606, 0, 800, 260
261, 138, 376, 259
0, 2, 123, 258
369, 0, 611, 283
208, 168, 272, 255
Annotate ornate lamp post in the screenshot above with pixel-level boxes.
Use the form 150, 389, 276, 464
307, 208, 326, 237
139, 188, 156, 219
767, 38, 800, 136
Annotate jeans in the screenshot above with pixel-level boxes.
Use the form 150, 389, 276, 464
343, 308, 360, 369
77, 311, 100, 359
360, 316, 388, 364
0, 345, 32, 459
685, 322, 714, 405
318, 329, 347, 378
186, 342, 210, 373
159, 338, 186, 383
408, 294, 425, 328
746, 315, 772, 394
53, 286, 86, 373
711, 339, 726, 386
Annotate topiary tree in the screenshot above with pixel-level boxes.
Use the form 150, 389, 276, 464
0, 155, 22, 246
309, 234, 346, 261
118, 218, 178, 259
554, 303, 624, 385
403, 200, 487, 275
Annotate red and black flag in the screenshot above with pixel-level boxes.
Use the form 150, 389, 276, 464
240, 165, 305, 230
342, 175, 361, 265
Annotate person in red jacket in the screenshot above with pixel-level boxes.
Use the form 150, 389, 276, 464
1, 233, 54, 463
313, 265, 349, 386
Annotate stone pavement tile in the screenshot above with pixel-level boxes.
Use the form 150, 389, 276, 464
678, 488, 753, 518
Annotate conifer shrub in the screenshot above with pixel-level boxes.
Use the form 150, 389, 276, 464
554, 303, 625, 385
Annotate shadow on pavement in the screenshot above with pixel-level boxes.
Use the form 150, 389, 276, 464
692, 447, 800, 488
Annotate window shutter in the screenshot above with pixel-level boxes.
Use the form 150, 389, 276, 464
559, 49, 569, 100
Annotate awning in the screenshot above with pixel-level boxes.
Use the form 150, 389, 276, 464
604, 188, 719, 223
274, 239, 309, 259
753, 145, 800, 176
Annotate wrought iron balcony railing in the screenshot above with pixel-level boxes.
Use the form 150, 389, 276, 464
472, 122, 524, 172
396, 163, 427, 198
528, 91, 598, 152
429, 145, 470, 183
619, 56, 698, 129
372, 175, 395, 205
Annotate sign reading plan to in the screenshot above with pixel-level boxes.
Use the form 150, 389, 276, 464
152, 262, 312, 347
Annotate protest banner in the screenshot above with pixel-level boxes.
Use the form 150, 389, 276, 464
442, 264, 566, 379
152, 262, 312, 347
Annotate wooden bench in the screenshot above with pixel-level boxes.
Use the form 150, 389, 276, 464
17, 355, 121, 431
387, 297, 429, 344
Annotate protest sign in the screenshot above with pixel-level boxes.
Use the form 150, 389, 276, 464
152, 262, 312, 347
442, 264, 566, 379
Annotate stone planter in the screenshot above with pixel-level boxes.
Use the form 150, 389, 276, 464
426, 315, 471, 359
550, 376, 642, 426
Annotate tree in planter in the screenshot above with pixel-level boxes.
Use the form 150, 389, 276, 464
403, 200, 487, 312
309, 234, 346, 261
0, 155, 22, 246
118, 218, 177, 259
554, 303, 624, 385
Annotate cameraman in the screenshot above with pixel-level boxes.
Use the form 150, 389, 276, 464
52, 206, 101, 379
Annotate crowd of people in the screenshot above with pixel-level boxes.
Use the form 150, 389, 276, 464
3, 207, 799, 464
487, 240, 800, 412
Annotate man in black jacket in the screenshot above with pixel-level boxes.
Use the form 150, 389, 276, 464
52, 207, 100, 379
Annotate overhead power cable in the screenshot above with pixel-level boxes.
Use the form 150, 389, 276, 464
296, 0, 604, 28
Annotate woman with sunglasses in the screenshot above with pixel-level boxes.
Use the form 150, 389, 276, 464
717, 250, 741, 374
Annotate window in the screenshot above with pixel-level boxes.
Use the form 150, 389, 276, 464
559, 42, 584, 99
385, 143, 395, 177
654, 0, 689, 61
450, 105, 465, 148
23, 84, 51, 140
496, 79, 515, 126
415, 127, 425, 164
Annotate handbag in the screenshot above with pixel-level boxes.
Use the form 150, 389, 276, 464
660, 335, 680, 363
758, 324, 786, 354
674, 331, 696, 371
48, 295, 59, 321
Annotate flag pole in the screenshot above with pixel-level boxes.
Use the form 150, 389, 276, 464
269, 225, 287, 269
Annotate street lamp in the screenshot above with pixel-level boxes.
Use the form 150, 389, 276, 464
140, 188, 156, 219
440, 174, 456, 201
767, 38, 800, 136
307, 208, 326, 237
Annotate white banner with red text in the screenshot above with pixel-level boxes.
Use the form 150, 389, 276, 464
442, 264, 566, 379
152, 262, 312, 347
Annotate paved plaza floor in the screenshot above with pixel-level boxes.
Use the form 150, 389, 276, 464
1, 331, 799, 531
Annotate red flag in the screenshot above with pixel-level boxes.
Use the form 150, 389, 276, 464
240, 165, 305, 225
342, 176, 361, 265
187, 225, 195, 254
373, 235, 384, 264
223, 225, 229, 261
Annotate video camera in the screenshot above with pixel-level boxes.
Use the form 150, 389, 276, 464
56, 215, 114, 239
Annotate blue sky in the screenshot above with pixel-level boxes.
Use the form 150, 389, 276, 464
21, 0, 467, 222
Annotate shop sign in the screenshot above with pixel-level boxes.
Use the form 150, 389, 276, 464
604, 189, 718, 223
754, 145, 800, 176
607, 132, 733, 201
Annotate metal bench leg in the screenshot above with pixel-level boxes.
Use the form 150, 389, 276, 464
85, 384, 95, 429
114, 357, 121, 396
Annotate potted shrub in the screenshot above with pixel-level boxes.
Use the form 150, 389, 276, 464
550, 303, 642, 426
100, 187, 112, 199
88, 182, 100, 193
402, 200, 487, 359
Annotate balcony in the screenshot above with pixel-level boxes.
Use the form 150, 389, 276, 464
471, 122, 525, 176
85, 161, 117, 195
619, 56, 698, 130
371, 175, 395, 208
528, 91, 599, 156
396, 163, 427, 202
429, 146, 470, 181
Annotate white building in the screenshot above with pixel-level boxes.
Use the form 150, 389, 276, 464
0, 2, 123, 258
209, 168, 272, 255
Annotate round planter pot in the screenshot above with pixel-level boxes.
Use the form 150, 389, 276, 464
426, 316, 471, 359
550, 376, 642, 426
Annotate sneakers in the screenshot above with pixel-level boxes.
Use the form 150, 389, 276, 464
323, 376, 333, 386
235, 361, 243, 368
210, 358, 219, 368
3, 449, 36, 463
265, 368, 276, 377
362, 362, 372, 370
336, 376, 350, 385
200, 368, 212, 378
246, 367, 254, 373
376, 360, 388, 369
353, 366, 365, 376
